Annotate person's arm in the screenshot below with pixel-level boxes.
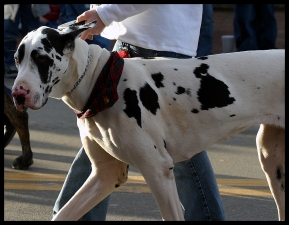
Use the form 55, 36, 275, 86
94, 4, 154, 25
76, 4, 154, 41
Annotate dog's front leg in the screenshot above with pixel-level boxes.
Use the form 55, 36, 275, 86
52, 140, 128, 221
136, 153, 184, 220
256, 124, 285, 221
4, 88, 33, 169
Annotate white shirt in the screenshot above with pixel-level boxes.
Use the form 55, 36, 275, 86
93, 4, 203, 57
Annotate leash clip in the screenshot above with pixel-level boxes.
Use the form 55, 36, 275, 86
118, 46, 130, 58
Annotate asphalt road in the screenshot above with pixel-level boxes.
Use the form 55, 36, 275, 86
4, 77, 278, 221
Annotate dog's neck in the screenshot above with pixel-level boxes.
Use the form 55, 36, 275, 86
66, 49, 91, 95
61, 45, 111, 112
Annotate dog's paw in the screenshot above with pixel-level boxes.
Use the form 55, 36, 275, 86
11, 155, 34, 170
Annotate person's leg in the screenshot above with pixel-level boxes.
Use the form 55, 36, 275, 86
4, 8, 20, 72
114, 40, 225, 220
174, 151, 226, 221
59, 4, 68, 24
64, 4, 87, 22
18, 4, 40, 37
196, 4, 213, 57
52, 146, 110, 221
255, 4, 277, 50
234, 4, 258, 51
4, 8, 21, 78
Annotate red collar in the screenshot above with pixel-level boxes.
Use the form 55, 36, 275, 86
75, 52, 124, 118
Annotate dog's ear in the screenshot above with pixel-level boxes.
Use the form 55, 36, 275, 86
60, 20, 97, 76
59, 20, 97, 38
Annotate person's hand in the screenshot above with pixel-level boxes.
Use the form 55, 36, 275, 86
76, 9, 106, 40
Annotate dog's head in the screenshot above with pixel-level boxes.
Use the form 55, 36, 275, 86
11, 21, 96, 112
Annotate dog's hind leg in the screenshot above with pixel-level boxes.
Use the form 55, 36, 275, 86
52, 141, 129, 221
256, 124, 285, 221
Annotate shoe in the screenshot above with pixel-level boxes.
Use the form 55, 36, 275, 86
5, 65, 18, 78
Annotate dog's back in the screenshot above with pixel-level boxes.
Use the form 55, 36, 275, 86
104, 49, 284, 162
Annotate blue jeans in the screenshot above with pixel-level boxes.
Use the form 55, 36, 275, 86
4, 4, 40, 67
234, 4, 277, 51
59, 4, 111, 50
52, 40, 226, 221
196, 4, 213, 57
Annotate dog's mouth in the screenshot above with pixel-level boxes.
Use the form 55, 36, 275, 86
13, 95, 29, 112
15, 94, 26, 105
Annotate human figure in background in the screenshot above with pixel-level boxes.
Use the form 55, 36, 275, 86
52, 4, 226, 221
196, 4, 214, 57
59, 4, 111, 50
4, 4, 50, 78
39, 4, 60, 29
234, 4, 277, 51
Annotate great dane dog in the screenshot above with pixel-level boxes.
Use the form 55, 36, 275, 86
11, 22, 285, 220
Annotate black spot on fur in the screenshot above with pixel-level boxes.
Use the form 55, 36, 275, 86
276, 166, 285, 191
139, 83, 160, 115
41, 38, 53, 53
196, 56, 208, 60
174, 68, 178, 71
163, 140, 166, 149
169, 167, 174, 170
175, 86, 186, 95
151, 72, 165, 88
191, 108, 199, 113
193, 63, 235, 110
123, 88, 142, 128
56, 55, 61, 61
115, 184, 120, 188
41, 27, 86, 56
276, 166, 282, 180
186, 88, 192, 96
123, 79, 127, 81
31, 49, 54, 84
173, 97, 176, 101
45, 86, 50, 93
17, 44, 25, 64
53, 79, 60, 85
229, 114, 236, 117
154, 145, 156, 149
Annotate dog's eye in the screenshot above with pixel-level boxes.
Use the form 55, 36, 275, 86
37, 55, 46, 63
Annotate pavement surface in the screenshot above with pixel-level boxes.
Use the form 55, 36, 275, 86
4, 7, 284, 221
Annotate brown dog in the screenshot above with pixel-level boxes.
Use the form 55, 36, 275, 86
4, 87, 33, 169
